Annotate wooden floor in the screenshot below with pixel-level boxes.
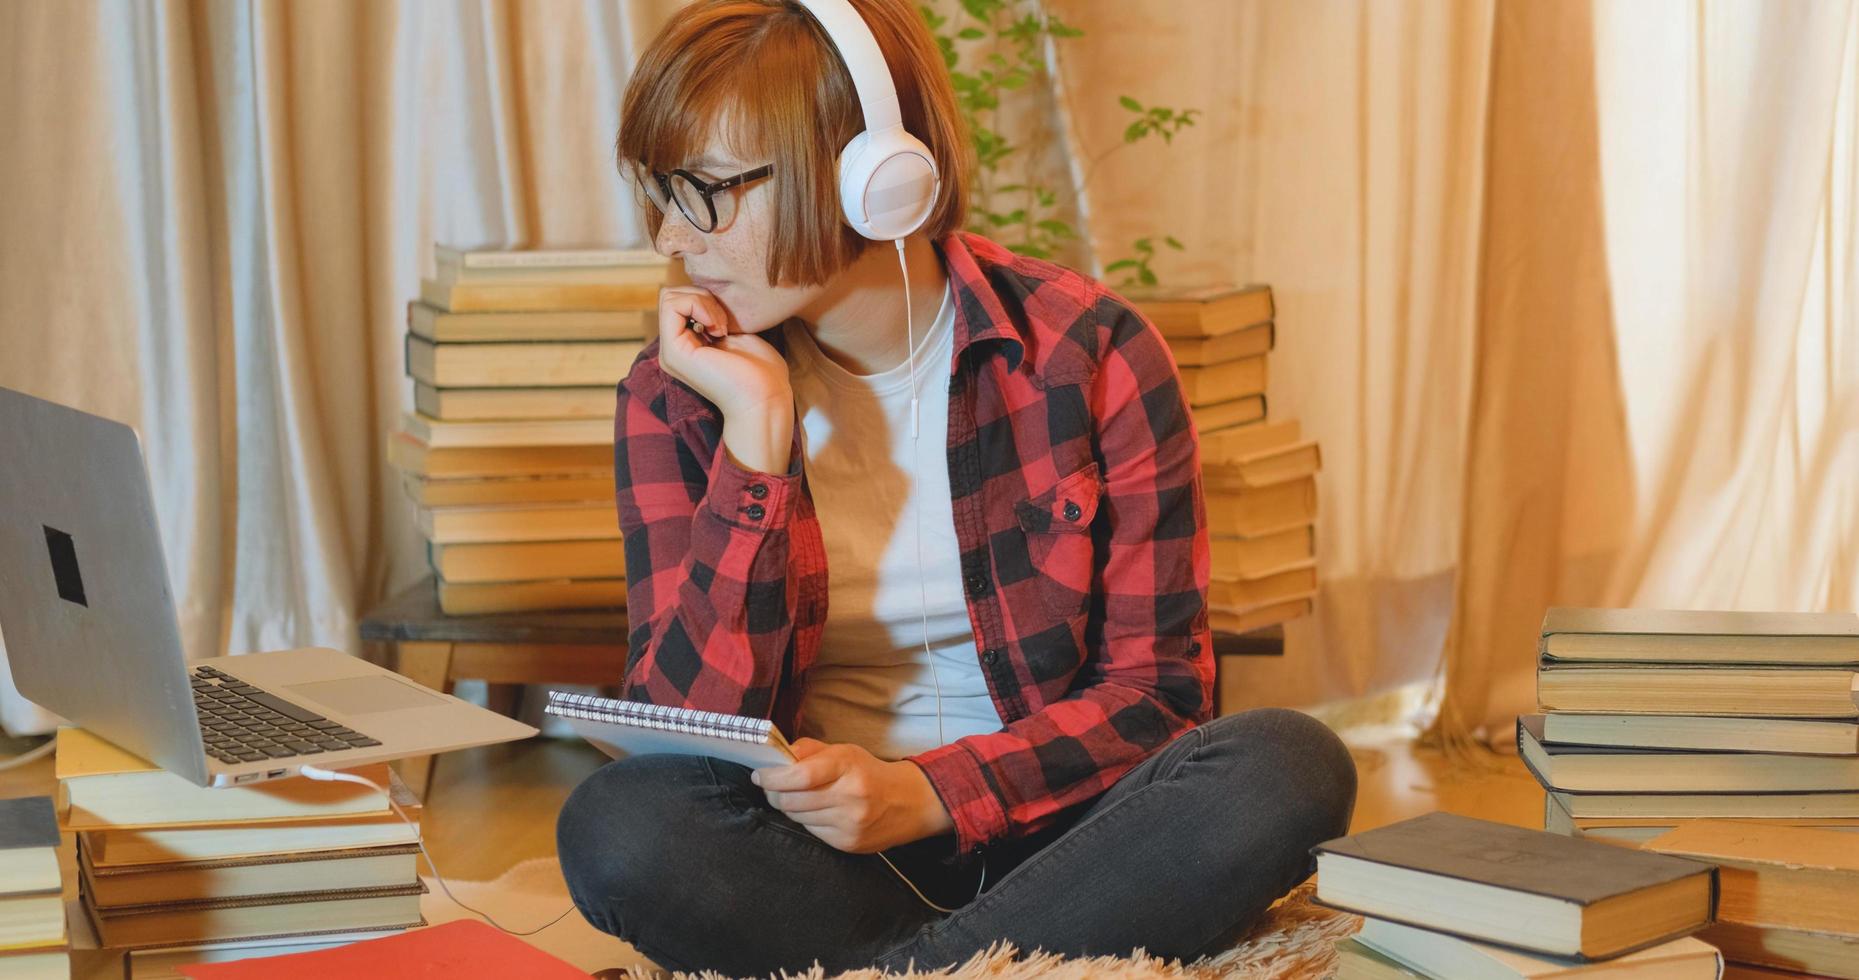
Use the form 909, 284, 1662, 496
0, 717, 1545, 884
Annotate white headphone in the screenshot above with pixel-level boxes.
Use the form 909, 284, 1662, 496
792, 0, 941, 241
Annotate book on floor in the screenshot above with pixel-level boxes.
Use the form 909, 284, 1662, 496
429, 539, 624, 584
433, 243, 666, 273
1189, 393, 1267, 433
1200, 421, 1321, 490
1164, 320, 1274, 367
1518, 714, 1859, 793
1311, 811, 1717, 961
417, 502, 621, 545
435, 577, 627, 616
1177, 355, 1266, 408
1209, 561, 1317, 610
1352, 914, 1724, 979
1124, 283, 1274, 339
1209, 596, 1313, 635
56, 728, 390, 831
1540, 608, 1859, 665
84, 771, 422, 868
1540, 712, 1859, 756
123, 929, 410, 980
405, 336, 645, 388
0, 945, 69, 980
412, 383, 615, 422
1642, 821, 1859, 937
1206, 476, 1318, 537
400, 471, 614, 509
1210, 526, 1315, 580
0, 797, 60, 896
400, 412, 613, 449
431, 260, 666, 289
407, 303, 650, 344
1536, 663, 1859, 718
1334, 936, 1429, 980
1697, 921, 1859, 979
418, 279, 659, 314
84, 881, 426, 948
1543, 794, 1859, 847
169, 919, 588, 979
386, 433, 612, 479
0, 891, 65, 953
81, 841, 421, 908
1545, 787, 1859, 821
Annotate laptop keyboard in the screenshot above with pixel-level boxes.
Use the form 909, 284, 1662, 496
190, 665, 381, 766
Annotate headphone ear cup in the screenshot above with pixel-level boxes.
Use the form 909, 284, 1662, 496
837, 127, 940, 241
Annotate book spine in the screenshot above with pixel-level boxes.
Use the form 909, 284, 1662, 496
544, 691, 773, 743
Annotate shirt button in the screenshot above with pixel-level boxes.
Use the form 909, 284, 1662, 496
748, 483, 768, 500
964, 573, 988, 596
1062, 500, 1081, 521
745, 503, 766, 520
981, 648, 999, 666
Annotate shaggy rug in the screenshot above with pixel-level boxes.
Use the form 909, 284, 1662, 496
421, 859, 1363, 979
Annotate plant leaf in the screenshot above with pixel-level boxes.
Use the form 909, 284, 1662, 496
1119, 95, 1142, 112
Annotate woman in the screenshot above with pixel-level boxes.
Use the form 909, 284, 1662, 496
555, 0, 1357, 973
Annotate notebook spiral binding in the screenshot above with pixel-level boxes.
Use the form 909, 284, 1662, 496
544, 691, 773, 743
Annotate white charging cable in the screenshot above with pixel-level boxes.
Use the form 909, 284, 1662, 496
880, 237, 987, 915
298, 765, 576, 936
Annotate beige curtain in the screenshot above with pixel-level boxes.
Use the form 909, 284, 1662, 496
1048, 0, 1496, 712
0, 0, 680, 733
4, 0, 1857, 744
1439, 0, 1859, 748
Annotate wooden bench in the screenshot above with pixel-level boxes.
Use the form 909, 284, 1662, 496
360, 576, 1284, 797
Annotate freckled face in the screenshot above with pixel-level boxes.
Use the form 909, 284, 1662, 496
644, 115, 836, 335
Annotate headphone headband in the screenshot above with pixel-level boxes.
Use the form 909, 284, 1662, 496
792, 0, 904, 134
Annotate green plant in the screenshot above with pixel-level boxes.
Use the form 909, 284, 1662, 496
921, 0, 1200, 289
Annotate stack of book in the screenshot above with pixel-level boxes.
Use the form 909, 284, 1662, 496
1642, 822, 1859, 978
392, 245, 666, 615
1316, 811, 1725, 979
1523, 608, 1859, 848
1198, 419, 1319, 634
1128, 283, 1319, 634
0, 796, 67, 979
54, 728, 426, 977
1126, 283, 1274, 437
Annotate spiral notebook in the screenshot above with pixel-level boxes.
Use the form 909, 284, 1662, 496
544, 691, 799, 769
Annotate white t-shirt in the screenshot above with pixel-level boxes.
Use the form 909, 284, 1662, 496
782, 280, 1004, 761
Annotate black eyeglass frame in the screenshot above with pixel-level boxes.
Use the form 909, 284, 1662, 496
649, 164, 775, 232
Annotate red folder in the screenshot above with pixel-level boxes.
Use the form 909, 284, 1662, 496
176, 919, 589, 978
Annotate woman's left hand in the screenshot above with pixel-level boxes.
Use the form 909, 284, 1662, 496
753, 738, 955, 853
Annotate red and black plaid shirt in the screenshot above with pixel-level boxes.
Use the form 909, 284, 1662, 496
614, 230, 1214, 857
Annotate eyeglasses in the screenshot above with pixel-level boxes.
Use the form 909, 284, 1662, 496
642, 164, 774, 233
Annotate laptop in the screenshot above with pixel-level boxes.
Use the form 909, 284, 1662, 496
0, 385, 538, 787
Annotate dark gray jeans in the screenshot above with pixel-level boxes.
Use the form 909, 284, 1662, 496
555, 707, 1357, 977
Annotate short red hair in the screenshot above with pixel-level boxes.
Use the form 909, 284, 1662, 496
617, 0, 971, 288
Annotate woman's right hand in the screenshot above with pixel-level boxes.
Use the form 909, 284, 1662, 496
656, 285, 794, 418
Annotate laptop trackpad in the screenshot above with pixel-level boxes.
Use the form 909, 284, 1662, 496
287, 676, 445, 715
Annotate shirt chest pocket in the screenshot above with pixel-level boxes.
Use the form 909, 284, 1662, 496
1012, 461, 1103, 619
